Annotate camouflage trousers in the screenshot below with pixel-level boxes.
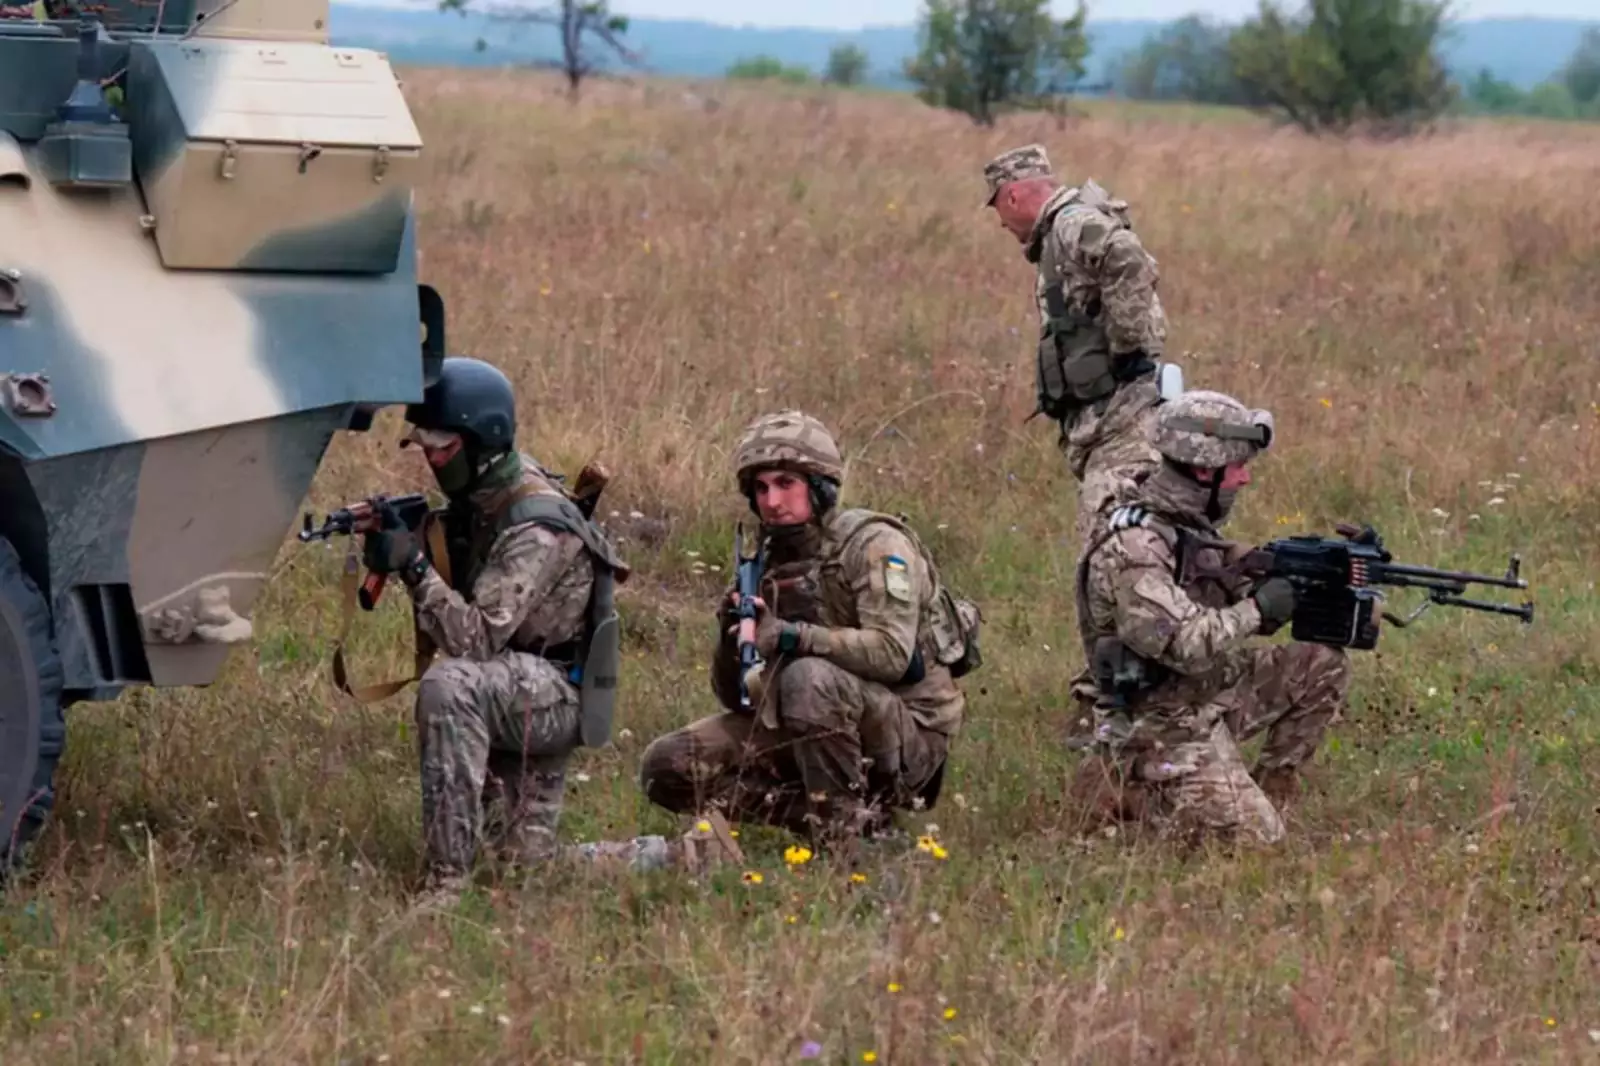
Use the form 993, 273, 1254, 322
1080, 642, 1350, 846
414, 651, 582, 878
1060, 376, 1163, 551
1062, 378, 1164, 728
638, 658, 948, 841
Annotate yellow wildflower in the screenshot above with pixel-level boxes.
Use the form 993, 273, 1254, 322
862, 1053, 878, 1063
945, 1006, 959, 1020
1113, 927, 1126, 941
784, 844, 814, 866
887, 981, 902, 993
932, 845, 949, 860
695, 820, 712, 833
742, 871, 764, 885
1319, 397, 1332, 408
850, 872, 868, 884
916, 834, 937, 852
786, 915, 798, 925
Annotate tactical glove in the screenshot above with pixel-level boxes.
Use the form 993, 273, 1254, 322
363, 511, 425, 580
1252, 577, 1297, 635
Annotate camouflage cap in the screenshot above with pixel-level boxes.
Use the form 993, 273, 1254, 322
1152, 390, 1275, 468
732, 410, 844, 484
982, 143, 1055, 205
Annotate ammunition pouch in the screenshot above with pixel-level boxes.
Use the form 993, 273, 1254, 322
1036, 284, 1156, 423
497, 487, 631, 748
1091, 635, 1167, 709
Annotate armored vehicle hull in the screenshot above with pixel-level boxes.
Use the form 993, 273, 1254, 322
0, 1, 443, 874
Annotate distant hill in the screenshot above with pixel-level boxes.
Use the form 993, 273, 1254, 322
327, 5, 1597, 93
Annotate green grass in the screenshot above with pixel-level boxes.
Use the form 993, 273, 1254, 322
4, 66, 1598, 1062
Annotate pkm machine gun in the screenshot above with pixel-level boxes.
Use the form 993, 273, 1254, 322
1239, 523, 1534, 650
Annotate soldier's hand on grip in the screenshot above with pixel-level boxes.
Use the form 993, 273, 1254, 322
362, 510, 424, 576
1252, 577, 1297, 635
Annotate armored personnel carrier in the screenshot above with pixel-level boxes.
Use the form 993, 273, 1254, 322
0, 0, 444, 874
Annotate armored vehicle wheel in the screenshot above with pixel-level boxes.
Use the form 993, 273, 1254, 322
0, 538, 66, 883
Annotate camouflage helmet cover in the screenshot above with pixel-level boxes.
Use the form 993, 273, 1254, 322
732, 410, 845, 485
1152, 390, 1275, 468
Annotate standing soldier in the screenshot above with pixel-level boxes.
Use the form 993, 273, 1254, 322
982, 142, 1173, 550
983, 142, 1178, 741
637, 411, 980, 849
1071, 390, 1349, 845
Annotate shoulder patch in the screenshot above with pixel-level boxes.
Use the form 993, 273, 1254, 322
1108, 505, 1149, 532
883, 554, 913, 603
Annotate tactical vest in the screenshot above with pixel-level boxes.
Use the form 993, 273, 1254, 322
1074, 508, 1239, 710
1034, 189, 1155, 422
486, 485, 631, 748
825, 508, 983, 681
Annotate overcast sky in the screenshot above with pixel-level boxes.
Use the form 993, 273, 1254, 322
363, 0, 1599, 29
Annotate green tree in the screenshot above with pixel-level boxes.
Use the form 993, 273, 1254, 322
1226, 0, 1457, 136
1560, 27, 1600, 107
902, 0, 1091, 126
438, 1, 641, 100
825, 43, 871, 86
1113, 14, 1255, 105
726, 55, 813, 83
1462, 68, 1526, 114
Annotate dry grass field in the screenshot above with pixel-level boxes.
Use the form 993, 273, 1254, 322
3, 68, 1599, 1063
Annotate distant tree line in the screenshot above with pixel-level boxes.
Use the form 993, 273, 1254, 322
1458, 28, 1600, 120
437, 0, 1597, 134
1112, 5, 1600, 128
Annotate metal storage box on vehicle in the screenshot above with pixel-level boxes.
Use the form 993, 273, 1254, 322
126, 37, 423, 273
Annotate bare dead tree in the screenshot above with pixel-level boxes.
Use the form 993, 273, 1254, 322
439, 0, 644, 99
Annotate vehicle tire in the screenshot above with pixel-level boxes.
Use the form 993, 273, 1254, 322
0, 537, 65, 883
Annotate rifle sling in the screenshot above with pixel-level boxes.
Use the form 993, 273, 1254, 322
330, 514, 453, 704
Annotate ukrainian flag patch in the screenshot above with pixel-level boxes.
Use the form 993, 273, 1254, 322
884, 555, 913, 602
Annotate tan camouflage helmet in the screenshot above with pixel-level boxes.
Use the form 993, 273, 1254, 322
732, 410, 845, 486
1152, 390, 1275, 468
982, 143, 1055, 205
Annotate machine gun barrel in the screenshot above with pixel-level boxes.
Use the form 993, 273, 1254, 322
1374, 553, 1528, 591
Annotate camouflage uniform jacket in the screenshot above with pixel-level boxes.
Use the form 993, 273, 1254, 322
408, 453, 596, 663
1028, 180, 1168, 361
711, 509, 965, 736
1077, 474, 1265, 716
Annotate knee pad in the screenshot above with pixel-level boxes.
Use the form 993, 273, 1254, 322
775, 659, 851, 732
415, 658, 477, 725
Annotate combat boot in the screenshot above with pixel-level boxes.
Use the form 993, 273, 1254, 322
1066, 751, 1148, 831
414, 866, 471, 911
1253, 766, 1301, 808
675, 809, 745, 874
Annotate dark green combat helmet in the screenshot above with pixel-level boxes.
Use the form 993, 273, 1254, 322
404, 356, 517, 453
402, 357, 519, 496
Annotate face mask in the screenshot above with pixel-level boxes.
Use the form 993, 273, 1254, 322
433, 449, 474, 495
